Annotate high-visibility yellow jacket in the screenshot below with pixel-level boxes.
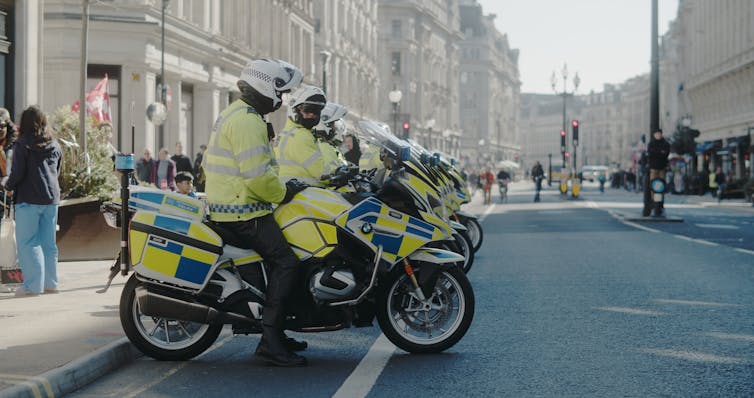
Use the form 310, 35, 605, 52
359, 144, 383, 170
275, 119, 327, 187
318, 141, 345, 177
203, 100, 286, 222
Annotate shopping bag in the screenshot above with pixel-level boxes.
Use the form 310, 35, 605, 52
0, 196, 22, 284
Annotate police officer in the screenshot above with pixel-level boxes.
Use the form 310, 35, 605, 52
203, 59, 309, 367
313, 102, 349, 179
275, 85, 329, 187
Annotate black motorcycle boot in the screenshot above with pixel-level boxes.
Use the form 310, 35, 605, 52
282, 332, 308, 352
255, 326, 307, 367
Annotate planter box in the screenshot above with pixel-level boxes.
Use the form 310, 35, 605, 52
56, 197, 119, 261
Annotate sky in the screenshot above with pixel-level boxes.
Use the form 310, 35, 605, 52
476, 0, 679, 94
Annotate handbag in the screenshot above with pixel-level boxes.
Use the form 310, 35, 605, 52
0, 193, 22, 284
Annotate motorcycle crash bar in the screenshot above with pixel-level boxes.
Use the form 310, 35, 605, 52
328, 245, 383, 307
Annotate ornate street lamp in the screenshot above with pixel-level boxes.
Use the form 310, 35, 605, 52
389, 88, 403, 136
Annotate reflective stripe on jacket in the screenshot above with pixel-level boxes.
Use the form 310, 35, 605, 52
318, 141, 345, 177
275, 119, 326, 187
204, 100, 286, 222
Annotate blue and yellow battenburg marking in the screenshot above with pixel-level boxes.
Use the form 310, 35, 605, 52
130, 211, 222, 290
335, 197, 445, 265
274, 187, 351, 260
125, 187, 205, 220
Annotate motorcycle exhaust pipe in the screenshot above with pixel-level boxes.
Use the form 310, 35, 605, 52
135, 286, 253, 325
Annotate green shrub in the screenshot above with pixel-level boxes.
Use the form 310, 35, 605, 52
49, 107, 118, 200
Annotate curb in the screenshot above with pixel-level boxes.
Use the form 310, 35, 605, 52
0, 338, 142, 398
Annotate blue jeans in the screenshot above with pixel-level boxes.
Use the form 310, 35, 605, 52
14, 203, 59, 294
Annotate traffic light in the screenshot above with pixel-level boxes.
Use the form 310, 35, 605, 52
571, 120, 579, 145
560, 129, 566, 152
402, 122, 410, 138
565, 151, 570, 158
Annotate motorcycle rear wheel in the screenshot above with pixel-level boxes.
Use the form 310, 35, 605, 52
120, 275, 223, 361
376, 265, 474, 354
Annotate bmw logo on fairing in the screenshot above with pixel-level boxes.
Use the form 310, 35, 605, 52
361, 223, 373, 234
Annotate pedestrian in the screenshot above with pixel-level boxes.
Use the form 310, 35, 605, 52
204, 58, 308, 366
193, 144, 207, 192
171, 141, 193, 173
175, 171, 196, 198
646, 129, 670, 216
152, 147, 176, 191
0, 108, 16, 217
598, 172, 606, 193
136, 147, 154, 184
480, 166, 495, 205
708, 168, 718, 197
0, 105, 62, 297
531, 161, 544, 202
714, 167, 726, 203
343, 133, 361, 166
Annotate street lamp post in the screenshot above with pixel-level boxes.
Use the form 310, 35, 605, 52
551, 63, 580, 192
548, 153, 552, 186
319, 50, 331, 94
389, 88, 402, 136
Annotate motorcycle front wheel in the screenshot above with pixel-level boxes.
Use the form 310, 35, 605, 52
120, 275, 223, 361
453, 231, 474, 273
462, 217, 483, 252
376, 265, 474, 354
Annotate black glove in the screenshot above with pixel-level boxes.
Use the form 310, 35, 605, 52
281, 179, 308, 204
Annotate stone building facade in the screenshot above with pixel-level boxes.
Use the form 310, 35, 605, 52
662, 0, 753, 180
0, 0, 42, 120
42, 0, 316, 156
377, 0, 463, 157
458, 0, 520, 165
313, 0, 380, 122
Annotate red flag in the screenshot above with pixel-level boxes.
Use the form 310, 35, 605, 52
71, 75, 112, 124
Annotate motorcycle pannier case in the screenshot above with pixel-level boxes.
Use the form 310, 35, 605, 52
129, 210, 223, 290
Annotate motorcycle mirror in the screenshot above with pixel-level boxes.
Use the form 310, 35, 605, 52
432, 153, 441, 167
420, 153, 430, 164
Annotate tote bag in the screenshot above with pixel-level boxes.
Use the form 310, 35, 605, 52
0, 194, 22, 284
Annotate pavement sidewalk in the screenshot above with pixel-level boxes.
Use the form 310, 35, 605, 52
0, 260, 141, 398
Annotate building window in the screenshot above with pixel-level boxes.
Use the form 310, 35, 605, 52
391, 20, 401, 38
391, 52, 401, 75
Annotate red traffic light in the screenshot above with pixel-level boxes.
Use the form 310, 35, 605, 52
560, 130, 566, 137
565, 151, 570, 158
403, 122, 410, 130
571, 120, 579, 128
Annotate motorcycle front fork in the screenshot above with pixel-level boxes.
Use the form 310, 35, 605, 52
403, 259, 427, 301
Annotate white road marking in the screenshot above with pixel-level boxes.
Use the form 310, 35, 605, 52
639, 348, 747, 365
478, 203, 496, 222
332, 333, 395, 398
695, 223, 739, 230
703, 332, 754, 342
734, 248, 754, 255
621, 220, 660, 233
594, 306, 666, 316
654, 299, 742, 307
673, 235, 719, 246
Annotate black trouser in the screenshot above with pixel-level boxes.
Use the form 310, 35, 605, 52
218, 214, 299, 331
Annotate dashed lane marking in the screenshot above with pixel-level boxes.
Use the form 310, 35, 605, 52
703, 332, 754, 342
332, 333, 395, 398
673, 235, 719, 246
639, 348, 748, 365
594, 306, 666, 316
734, 248, 754, 255
478, 202, 496, 222
695, 223, 739, 229
654, 299, 742, 307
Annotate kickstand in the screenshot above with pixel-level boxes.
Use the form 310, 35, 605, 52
96, 257, 121, 294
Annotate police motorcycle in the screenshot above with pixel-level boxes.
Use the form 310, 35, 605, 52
403, 139, 483, 256
355, 125, 476, 273
99, 131, 474, 361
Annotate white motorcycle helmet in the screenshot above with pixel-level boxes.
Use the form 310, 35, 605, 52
313, 102, 348, 141
238, 58, 303, 111
286, 85, 327, 129
328, 119, 347, 146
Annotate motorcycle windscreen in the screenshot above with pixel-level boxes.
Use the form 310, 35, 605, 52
129, 211, 223, 290
334, 197, 445, 265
